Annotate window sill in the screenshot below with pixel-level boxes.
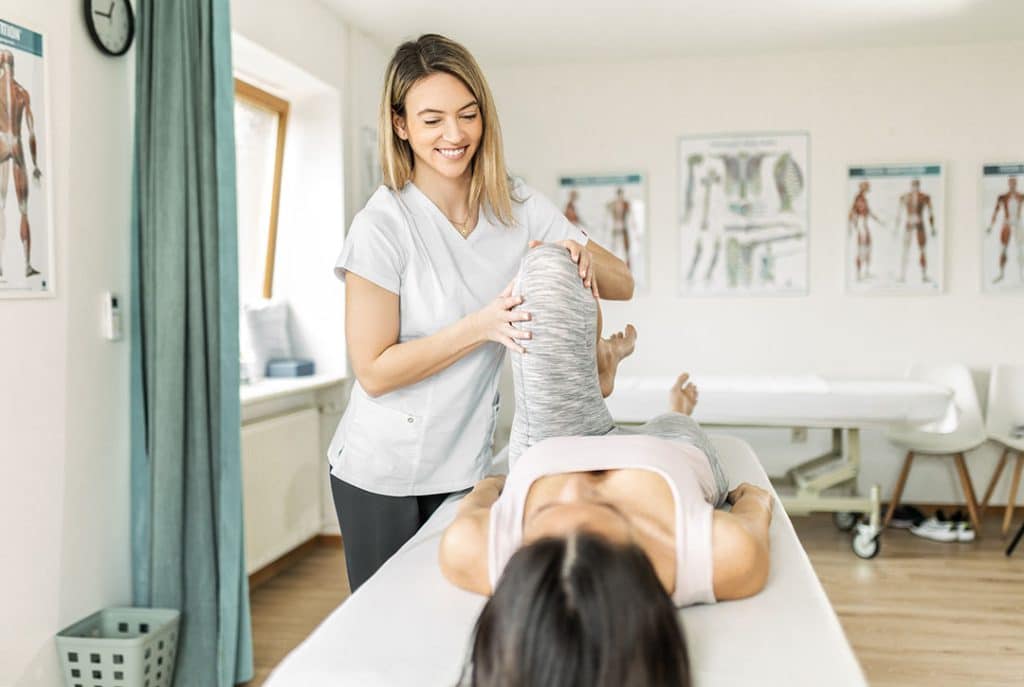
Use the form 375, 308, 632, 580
241, 372, 348, 407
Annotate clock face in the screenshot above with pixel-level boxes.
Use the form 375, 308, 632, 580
86, 0, 135, 56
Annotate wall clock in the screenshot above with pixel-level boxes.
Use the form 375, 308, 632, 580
84, 0, 135, 57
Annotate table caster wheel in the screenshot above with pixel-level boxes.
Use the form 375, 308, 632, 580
852, 528, 881, 559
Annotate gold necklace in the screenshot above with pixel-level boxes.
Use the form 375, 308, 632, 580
445, 211, 474, 237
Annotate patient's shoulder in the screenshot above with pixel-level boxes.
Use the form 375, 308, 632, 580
439, 511, 491, 595
710, 511, 769, 601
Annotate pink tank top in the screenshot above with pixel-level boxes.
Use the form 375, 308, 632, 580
488, 434, 718, 607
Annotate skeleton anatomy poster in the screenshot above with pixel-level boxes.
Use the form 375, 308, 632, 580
846, 164, 944, 294
559, 173, 647, 292
980, 163, 1024, 293
0, 18, 51, 297
678, 132, 808, 296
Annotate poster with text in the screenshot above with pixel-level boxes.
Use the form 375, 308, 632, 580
0, 18, 53, 297
846, 164, 944, 294
678, 132, 808, 296
558, 173, 647, 292
980, 163, 1024, 293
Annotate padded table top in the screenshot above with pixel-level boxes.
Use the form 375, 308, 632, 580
606, 375, 954, 429
266, 435, 866, 687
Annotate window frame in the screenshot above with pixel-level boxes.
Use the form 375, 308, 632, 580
234, 78, 290, 299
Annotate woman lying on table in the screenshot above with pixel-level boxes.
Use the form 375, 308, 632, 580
439, 244, 774, 687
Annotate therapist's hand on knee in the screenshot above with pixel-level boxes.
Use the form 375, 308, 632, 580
528, 239, 597, 296
471, 280, 532, 353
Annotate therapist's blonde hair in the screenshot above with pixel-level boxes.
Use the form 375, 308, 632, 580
379, 34, 517, 226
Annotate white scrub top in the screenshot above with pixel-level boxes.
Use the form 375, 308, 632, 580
328, 180, 588, 496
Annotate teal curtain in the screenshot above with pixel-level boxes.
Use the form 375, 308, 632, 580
130, 0, 253, 685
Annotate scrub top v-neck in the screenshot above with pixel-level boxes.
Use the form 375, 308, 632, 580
328, 180, 588, 496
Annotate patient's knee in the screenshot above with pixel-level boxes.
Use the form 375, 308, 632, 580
517, 244, 586, 295
512, 244, 596, 347
513, 244, 594, 330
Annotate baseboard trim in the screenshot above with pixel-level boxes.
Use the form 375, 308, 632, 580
317, 533, 343, 547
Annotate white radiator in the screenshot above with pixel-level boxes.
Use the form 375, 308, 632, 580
241, 406, 322, 574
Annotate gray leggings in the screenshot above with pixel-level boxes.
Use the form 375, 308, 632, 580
507, 244, 729, 506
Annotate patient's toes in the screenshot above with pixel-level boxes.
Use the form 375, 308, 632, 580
668, 373, 698, 415
608, 325, 637, 359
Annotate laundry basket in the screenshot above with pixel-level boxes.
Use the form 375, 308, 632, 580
56, 607, 180, 687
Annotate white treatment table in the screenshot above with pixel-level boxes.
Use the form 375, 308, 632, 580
265, 435, 866, 687
605, 375, 954, 558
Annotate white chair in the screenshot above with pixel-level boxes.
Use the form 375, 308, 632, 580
979, 365, 1024, 536
883, 363, 988, 534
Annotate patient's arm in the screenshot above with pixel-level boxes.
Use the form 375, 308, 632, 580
438, 476, 504, 595
711, 483, 773, 600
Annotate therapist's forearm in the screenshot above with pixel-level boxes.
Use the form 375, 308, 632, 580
357, 315, 485, 397
588, 242, 634, 300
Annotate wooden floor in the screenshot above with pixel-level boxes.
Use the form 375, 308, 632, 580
793, 513, 1024, 687
243, 514, 1024, 686
242, 542, 351, 687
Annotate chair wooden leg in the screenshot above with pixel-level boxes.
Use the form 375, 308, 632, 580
953, 453, 982, 535
980, 448, 1009, 516
1003, 453, 1024, 537
883, 451, 914, 529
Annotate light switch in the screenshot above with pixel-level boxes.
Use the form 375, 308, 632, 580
103, 291, 123, 341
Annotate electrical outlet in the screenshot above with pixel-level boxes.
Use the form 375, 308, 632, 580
791, 427, 808, 443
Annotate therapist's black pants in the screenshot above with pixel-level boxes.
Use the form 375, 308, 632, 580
330, 472, 452, 593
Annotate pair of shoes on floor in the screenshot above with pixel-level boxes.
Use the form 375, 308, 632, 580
910, 509, 975, 542
887, 504, 925, 529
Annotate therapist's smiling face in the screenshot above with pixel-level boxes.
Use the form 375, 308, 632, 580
394, 72, 483, 183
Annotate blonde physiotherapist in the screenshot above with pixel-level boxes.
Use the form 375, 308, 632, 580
328, 34, 634, 591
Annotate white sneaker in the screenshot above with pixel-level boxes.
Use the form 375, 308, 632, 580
955, 521, 976, 542
910, 517, 957, 542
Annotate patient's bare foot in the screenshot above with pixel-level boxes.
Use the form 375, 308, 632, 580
597, 324, 637, 397
669, 372, 698, 415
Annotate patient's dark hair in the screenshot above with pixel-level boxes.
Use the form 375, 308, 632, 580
466, 532, 691, 687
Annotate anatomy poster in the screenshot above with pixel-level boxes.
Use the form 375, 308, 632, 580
846, 164, 944, 294
0, 18, 52, 297
678, 132, 808, 296
980, 163, 1024, 293
558, 173, 647, 292
359, 125, 381, 208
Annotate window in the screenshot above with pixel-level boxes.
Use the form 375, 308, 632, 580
233, 79, 289, 300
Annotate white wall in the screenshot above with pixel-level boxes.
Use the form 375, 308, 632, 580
485, 41, 1024, 505
345, 29, 388, 228
0, 2, 134, 685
